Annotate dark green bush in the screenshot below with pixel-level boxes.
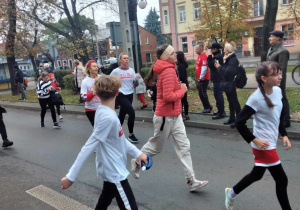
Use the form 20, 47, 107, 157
63, 74, 77, 92
142, 62, 153, 68
187, 64, 197, 83
186, 59, 196, 66
54, 69, 73, 88
141, 67, 150, 79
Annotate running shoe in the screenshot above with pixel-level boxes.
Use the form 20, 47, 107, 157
58, 115, 63, 121
131, 158, 140, 179
225, 188, 235, 210
41, 122, 45, 128
53, 122, 61, 129
2, 139, 13, 148
128, 134, 139, 144
187, 179, 209, 192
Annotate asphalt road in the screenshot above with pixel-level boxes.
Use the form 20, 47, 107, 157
1, 108, 300, 210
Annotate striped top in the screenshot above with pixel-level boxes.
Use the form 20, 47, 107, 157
36, 80, 52, 99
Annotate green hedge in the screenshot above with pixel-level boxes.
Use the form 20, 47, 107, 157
141, 67, 150, 79
187, 64, 197, 83
53, 69, 73, 88
63, 74, 77, 92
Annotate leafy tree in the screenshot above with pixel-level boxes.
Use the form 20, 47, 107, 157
193, 0, 253, 46
144, 7, 164, 46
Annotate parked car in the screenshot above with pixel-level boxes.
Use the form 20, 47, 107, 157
103, 58, 117, 68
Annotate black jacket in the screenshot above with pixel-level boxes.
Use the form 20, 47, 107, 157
177, 61, 189, 88
106, 63, 119, 75
217, 53, 238, 82
15, 69, 24, 83
207, 50, 223, 82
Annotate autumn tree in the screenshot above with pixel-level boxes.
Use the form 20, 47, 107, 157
193, 0, 254, 46
20, 0, 107, 65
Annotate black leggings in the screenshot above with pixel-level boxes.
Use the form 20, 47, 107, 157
0, 112, 7, 140
55, 105, 60, 115
233, 164, 291, 210
117, 93, 135, 134
86, 111, 96, 127
181, 92, 189, 115
95, 179, 137, 210
38, 98, 57, 123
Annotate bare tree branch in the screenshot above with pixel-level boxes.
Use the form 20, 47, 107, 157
78, 0, 105, 14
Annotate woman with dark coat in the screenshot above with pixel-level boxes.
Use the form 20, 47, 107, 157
176, 51, 190, 120
215, 41, 241, 127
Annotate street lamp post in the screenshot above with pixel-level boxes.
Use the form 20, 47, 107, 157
84, 29, 95, 60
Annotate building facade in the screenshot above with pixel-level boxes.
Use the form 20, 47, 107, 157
159, 0, 299, 59
139, 26, 157, 63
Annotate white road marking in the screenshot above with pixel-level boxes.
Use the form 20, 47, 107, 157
26, 185, 92, 210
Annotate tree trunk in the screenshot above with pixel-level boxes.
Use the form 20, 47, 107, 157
6, 0, 17, 95
260, 0, 278, 62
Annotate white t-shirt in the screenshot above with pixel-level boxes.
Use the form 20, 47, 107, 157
66, 105, 142, 183
80, 76, 101, 111
111, 67, 135, 95
246, 87, 283, 150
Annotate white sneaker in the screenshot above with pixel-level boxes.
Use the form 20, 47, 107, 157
131, 158, 140, 179
58, 115, 63, 121
187, 179, 209, 192
225, 188, 235, 210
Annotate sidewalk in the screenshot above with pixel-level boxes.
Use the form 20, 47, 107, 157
2, 100, 300, 140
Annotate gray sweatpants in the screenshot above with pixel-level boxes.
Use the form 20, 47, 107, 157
141, 114, 195, 180
17, 82, 26, 99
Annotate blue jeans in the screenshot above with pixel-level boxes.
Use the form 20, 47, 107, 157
213, 81, 224, 114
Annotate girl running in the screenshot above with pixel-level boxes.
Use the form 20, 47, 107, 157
36, 71, 60, 128
225, 61, 292, 210
135, 73, 147, 109
81, 60, 101, 126
131, 44, 209, 192
110, 53, 139, 144
49, 73, 63, 121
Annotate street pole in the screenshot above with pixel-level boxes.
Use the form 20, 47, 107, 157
92, 7, 101, 65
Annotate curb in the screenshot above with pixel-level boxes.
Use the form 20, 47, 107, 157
5, 103, 300, 140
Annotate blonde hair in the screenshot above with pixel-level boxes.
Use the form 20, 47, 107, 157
224, 41, 237, 53
73, 59, 83, 67
119, 53, 127, 60
93, 75, 122, 100
38, 71, 49, 81
84, 60, 97, 76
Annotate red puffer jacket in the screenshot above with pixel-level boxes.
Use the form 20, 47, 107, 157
153, 59, 185, 117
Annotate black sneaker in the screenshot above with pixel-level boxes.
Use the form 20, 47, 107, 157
128, 134, 139, 144
2, 139, 13, 148
41, 122, 45, 127
53, 122, 61, 129
140, 104, 147, 110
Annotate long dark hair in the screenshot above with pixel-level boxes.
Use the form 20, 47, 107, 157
144, 44, 170, 86
255, 61, 281, 108
176, 51, 185, 64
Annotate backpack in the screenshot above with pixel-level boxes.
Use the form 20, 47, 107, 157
234, 62, 247, 89
50, 91, 64, 106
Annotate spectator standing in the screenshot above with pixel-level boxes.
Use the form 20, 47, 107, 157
131, 45, 209, 192
72, 59, 85, 103
176, 51, 190, 120
81, 60, 101, 127
215, 41, 241, 128
49, 73, 63, 121
144, 65, 157, 112
36, 71, 60, 128
195, 44, 212, 113
43, 63, 52, 73
61, 75, 147, 210
267, 30, 291, 128
0, 105, 13, 148
135, 73, 147, 109
207, 43, 226, 120
14, 64, 26, 101
225, 61, 292, 210
110, 53, 139, 144
106, 60, 119, 75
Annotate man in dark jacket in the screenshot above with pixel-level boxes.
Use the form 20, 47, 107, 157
14, 64, 26, 100
267, 30, 290, 128
207, 43, 225, 119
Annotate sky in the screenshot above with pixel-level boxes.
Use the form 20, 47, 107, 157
90, 0, 160, 29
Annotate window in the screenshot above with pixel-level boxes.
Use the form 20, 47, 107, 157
254, 0, 264, 17
57, 60, 62, 67
145, 37, 149, 44
194, 3, 200, 20
179, 6, 186, 22
68, 59, 73, 68
282, 0, 293, 5
181, 37, 188, 53
146, 53, 152, 62
282, 24, 294, 46
164, 10, 168, 25
20, 66, 22, 70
